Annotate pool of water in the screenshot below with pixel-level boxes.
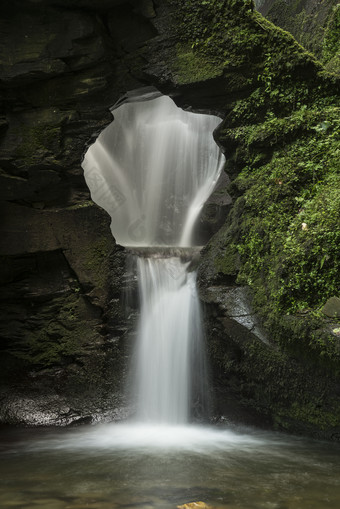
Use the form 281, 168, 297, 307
0, 423, 340, 509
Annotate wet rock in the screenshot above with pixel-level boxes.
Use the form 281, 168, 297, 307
200, 285, 269, 345
177, 503, 214, 509
0, 0, 339, 438
194, 172, 232, 245
322, 297, 340, 319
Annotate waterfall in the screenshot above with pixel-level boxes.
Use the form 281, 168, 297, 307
82, 92, 224, 247
82, 90, 224, 425
133, 255, 206, 424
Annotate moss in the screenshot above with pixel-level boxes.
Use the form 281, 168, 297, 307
264, 0, 333, 60
207, 98, 340, 325
238, 338, 340, 434
84, 237, 113, 289
323, 4, 340, 64
188, 4, 340, 439
228, 106, 340, 317
204, 106, 340, 437
173, 43, 223, 84
276, 402, 340, 431
208, 309, 340, 436
16, 123, 61, 165
214, 246, 240, 275
263, 0, 340, 76
10, 293, 101, 367
325, 51, 340, 75
171, 0, 320, 75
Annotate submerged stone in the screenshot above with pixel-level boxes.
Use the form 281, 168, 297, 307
177, 503, 214, 509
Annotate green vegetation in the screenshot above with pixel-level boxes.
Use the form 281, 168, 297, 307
241, 338, 340, 432
16, 123, 61, 165
216, 102, 340, 370
323, 4, 340, 63
187, 1, 340, 434
174, 43, 223, 84
174, 0, 340, 325
231, 106, 340, 315
84, 237, 113, 289
170, 0, 326, 90
11, 293, 99, 367
263, 0, 334, 59
323, 4, 340, 75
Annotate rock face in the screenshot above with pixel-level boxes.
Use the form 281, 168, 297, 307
0, 0, 155, 424
254, 0, 340, 73
0, 0, 339, 438
322, 297, 340, 319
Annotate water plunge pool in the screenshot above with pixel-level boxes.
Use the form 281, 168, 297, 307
1, 423, 340, 509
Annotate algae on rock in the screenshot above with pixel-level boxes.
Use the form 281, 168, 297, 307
0, 0, 339, 436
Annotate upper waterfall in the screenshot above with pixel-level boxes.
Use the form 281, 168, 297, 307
82, 91, 224, 247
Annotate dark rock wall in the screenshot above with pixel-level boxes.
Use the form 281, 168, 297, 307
0, 0, 339, 438
0, 0, 157, 424
0, 0, 233, 425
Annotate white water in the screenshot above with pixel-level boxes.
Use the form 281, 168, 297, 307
23, 423, 269, 454
82, 92, 224, 247
83, 90, 224, 427
133, 256, 205, 424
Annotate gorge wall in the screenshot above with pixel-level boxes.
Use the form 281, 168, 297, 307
0, 0, 339, 439
255, 0, 340, 74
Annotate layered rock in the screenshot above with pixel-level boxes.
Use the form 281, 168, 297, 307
0, 0, 154, 423
0, 0, 339, 438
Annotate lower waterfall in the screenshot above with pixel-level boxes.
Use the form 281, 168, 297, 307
133, 255, 207, 424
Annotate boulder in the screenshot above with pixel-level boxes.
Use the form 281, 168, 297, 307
322, 297, 340, 319
177, 503, 214, 509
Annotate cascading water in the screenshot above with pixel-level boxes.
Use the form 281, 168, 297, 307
82, 89, 225, 425
133, 255, 205, 424
3, 90, 339, 509
82, 90, 224, 247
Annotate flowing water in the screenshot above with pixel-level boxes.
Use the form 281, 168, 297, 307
83, 90, 223, 426
2, 91, 339, 508
82, 91, 224, 247
1, 424, 340, 509
132, 256, 205, 424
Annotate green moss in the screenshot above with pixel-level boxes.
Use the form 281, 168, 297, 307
238, 339, 340, 433
173, 43, 223, 84
11, 293, 100, 367
323, 4, 340, 64
264, 0, 331, 60
84, 237, 112, 288
229, 106, 340, 316
276, 401, 340, 431
170, 0, 320, 77
263, 0, 340, 75
170, 0, 260, 66
209, 101, 340, 326
194, 9, 340, 422
214, 246, 239, 275
172, 0, 340, 438
325, 51, 340, 75
16, 124, 61, 164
